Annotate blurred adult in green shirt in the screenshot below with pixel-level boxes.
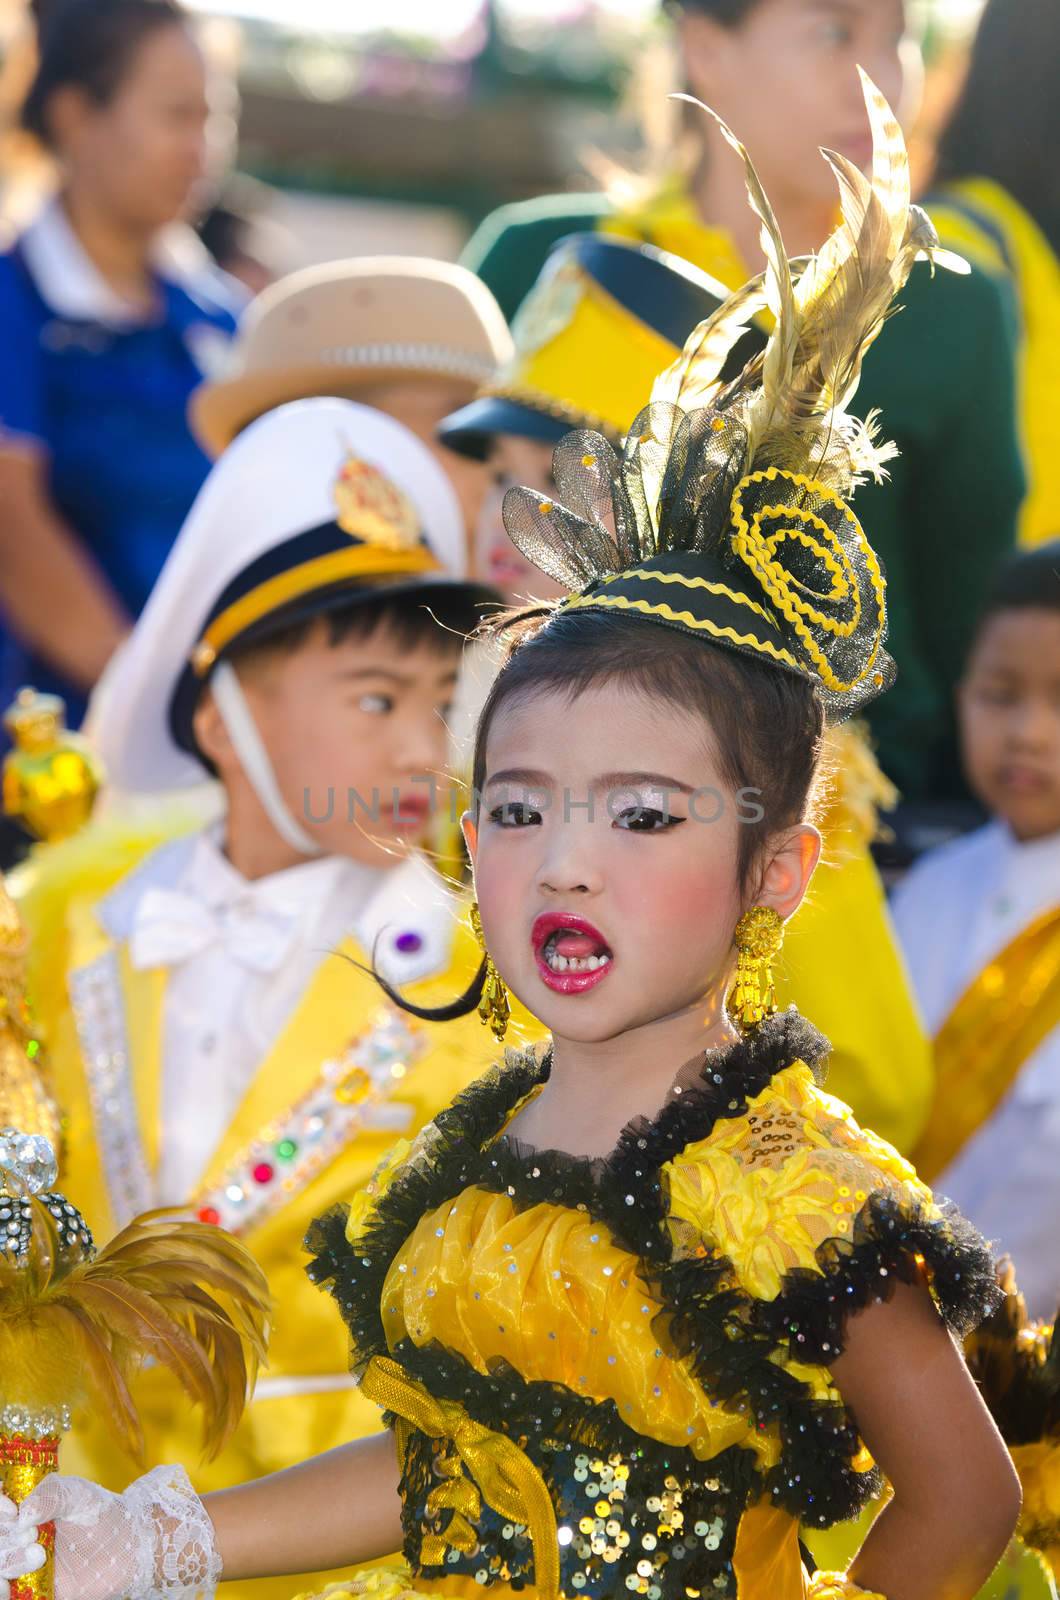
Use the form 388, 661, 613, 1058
463, 0, 1024, 810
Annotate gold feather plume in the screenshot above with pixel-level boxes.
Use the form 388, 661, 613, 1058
964, 1260, 1060, 1577
655, 71, 968, 493
0, 1199, 270, 1463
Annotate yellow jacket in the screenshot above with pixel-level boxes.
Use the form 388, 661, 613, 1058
775, 724, 932, 1154
930, 177, 1060, 549
14, 826, 538, 1600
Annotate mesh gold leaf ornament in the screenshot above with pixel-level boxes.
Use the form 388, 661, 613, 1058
501, 73, 965, 720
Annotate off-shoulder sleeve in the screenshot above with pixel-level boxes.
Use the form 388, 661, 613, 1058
664, 1062, 999, 1360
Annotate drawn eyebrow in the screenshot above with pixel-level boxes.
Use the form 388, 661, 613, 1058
483, 768, 553, 790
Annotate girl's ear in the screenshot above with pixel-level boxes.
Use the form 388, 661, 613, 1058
755, 824, 821, 921
461, 811, 479, 871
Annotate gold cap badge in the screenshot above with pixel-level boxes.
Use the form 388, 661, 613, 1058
334, 453, 422, 552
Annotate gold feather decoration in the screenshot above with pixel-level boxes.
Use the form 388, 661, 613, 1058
501, 73, 962, 719
655, 71, 967, 492
0, 1149, 270, 1463
964, 1260, 1060, 1577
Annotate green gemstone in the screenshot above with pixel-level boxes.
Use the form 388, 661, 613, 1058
276, 1138, 298, 1161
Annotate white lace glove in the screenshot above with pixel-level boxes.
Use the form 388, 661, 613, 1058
14, 1466, 222, 1600
0, 1492, 46, 1598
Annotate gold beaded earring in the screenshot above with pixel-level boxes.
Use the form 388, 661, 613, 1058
729, 906, 784, 1035
469, 902, 511, 1043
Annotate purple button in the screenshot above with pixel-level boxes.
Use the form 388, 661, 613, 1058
394, 931, 423, 954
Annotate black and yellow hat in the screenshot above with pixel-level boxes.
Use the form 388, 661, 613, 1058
92, 398, 497, 794
438, 234, 748, 460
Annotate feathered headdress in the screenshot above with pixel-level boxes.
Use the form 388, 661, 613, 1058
501, 71, 966, 719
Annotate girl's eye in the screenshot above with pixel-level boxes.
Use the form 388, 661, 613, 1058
488, 802, 542, 828
358, 693, 393, 715
613, 806, 685, 833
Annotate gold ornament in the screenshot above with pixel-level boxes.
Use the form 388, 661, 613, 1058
2, 690, 102, 843
729, 906, 784, 1035
0, 1127, 269, 1599
334, 453, 421, 551
0, 877, 60, 1160
469, 903, 510, 1043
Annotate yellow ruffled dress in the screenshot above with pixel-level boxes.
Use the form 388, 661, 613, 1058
297, 1013, 998, 1600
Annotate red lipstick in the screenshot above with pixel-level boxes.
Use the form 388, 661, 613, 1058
531, 911, 614, 994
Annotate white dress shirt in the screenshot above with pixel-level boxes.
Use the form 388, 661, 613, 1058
97, 830, 460, 1205
891, 821, 1060, 1316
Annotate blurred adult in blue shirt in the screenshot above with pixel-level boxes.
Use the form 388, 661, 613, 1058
0, 0, 242, 728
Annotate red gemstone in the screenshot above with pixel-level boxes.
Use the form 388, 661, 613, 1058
197, 1206, 221, 1225
252, 1162, 274, 1185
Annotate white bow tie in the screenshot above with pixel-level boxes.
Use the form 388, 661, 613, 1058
129, 886, 301, 974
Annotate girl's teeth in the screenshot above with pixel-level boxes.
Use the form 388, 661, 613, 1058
543, 946, 612, 974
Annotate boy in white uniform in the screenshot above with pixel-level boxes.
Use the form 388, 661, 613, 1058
894, 540, 1060, 1319
14, 397, 518, 1600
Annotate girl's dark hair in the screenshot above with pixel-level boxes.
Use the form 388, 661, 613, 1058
978, 538, 1060, 624
21, 0, 187, 149
934, 0, 1060, 256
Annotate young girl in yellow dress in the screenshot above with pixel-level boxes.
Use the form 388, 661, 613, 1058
0, 75, 1021, 1600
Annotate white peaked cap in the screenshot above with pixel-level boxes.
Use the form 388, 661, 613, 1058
92, 397, 482, 795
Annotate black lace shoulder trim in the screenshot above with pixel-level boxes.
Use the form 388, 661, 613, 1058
761, 1189, 1002, 1359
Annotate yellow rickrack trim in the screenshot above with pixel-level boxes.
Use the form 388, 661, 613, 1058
191, 545, 441, 675
587, 566, 779, 627
755, 519, 860, 634
562, 590, 802, 670
476, 382, 625, 446
729, 468, 886, 695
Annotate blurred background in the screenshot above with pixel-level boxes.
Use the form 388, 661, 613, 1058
0, 0, 990, 267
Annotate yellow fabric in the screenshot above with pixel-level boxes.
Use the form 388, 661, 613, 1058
931, 178, 1060, 548
730, 1503, 807, 1597
14, 831, 543, 1600
911, 905, 1060, 1183
663, 1063, 928, 1304
1011, 1440, 1060, 1582
359, 1355, 560, 1599
600, 185, 754, 307
381, 1186, 765, 1467
489, 261, 679, 437
777, 817, 932, 1158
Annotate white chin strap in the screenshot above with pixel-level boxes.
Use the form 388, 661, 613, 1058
211, 662, 323, 857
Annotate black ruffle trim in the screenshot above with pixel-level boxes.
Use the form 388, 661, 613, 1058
759, 1190, 1003, 1360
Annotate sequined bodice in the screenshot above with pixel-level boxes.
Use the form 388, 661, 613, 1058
307, 1012, 996, 1600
